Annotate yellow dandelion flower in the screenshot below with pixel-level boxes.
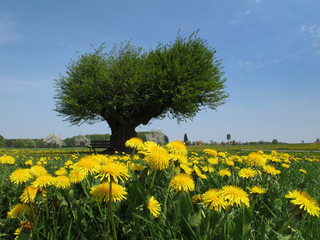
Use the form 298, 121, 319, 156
54, 175, 71, 189
170, 173, 195, 193
203, 149, 218, 157
10, 169, 33, 184
247, 186, 267, 194
125, 137, 145, 151
193, 166, 207, 179
69, 168, 87, 183
64, 160, 73, 166
208, 157, 219, 165
202, 189, 227, 212
299, 169, 307, 174
55, 167, 68, 176
282, 163, 290, 168
238, 168, 257, 179
166, 140, 188, 155
7, 204, 31, 218
129, 163, 145, 172
0, 154, 15, 165
90, 182, 128, 203
147, 196, 161, 218
246, 152, 267, 167
263, 165, 281, 175
225, 159, 235, 166
75, 155, 101, 174
218, 168, 231, 177
144, 143, 170, 170
30, 165, 48, 177
285, 190, 320, 217
24, 160, 33, 166
20, 186, 38, 203
218, 152, 226, 158
219, 185, 250, 208
201, 165, 215, 173
32, 174, 55, 188
192, 194, 203, 204
96, 161, 130, 183
180, 163, 193, 175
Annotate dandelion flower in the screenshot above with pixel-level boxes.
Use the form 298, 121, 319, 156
54, 175, 71, 189
170, 173, 195, 193
30, 165, 48, 177
192, 194, 203, 204
20, 186, 38, 203
247, 186, 267, 194
218, 168, 231, 177
69, 169, 87, 183
203, 149, 218, 157
144, 143, 170, 170
219, 185, 250, 208
24, 160, 33, 166
285, 190, 320, 217
125, 137, 145, 151
282, 163, 290, 168
129, 163, 145, 172
147, 196, 161, 217
208, 157, 219, 165
96, 161, 130, 183
202, 189, 227, 212
90, 182, 128, 203
166, 140, 188, 155
263, 165, 281, 175
193, 166, 207, 179
10, 169, 33, 184
238, 168, 257, 179
55, 167, 68, 176
75, 155, 101, 174
299, 169, 307, 174
7, 204, 31, 218
246, 152, 267, 167
0, 154, 15, 165
32, 174, 55, 188
14, 221, 34, 239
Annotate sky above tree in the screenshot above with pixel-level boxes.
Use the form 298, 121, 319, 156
0, 0, 319, 143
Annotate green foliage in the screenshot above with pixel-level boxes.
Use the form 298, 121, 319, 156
54, 31, 229, 146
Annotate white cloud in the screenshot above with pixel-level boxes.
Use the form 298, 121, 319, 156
0, 12, 23, 44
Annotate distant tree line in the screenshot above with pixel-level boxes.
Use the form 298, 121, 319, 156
0, 130, 170, 148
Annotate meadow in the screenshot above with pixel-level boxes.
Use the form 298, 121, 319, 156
0, 140, 320, 239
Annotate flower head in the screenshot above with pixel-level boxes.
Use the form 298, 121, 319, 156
10, 169, 33, 184
55, 167, 68, 176
170, 173, 195, 193
54, 175, 71, 189
30, 165, 48, 177
69, 168, 87, 183
246, 152, 267, 167
203, 149, 218, 157
247, 186, 267, 194
75, 155, 101, 174
125, 137, 145, 151
285, 190, 320, 217
96, 161, 130, 183
0, 154, 15, 165
90, 182, 128, 203
7, 204, 31, 218
147, 196, 161, 217
32, 174, 55, 188
166, 140, 188, 155
238, 168, 257, 179
202, 189, 228, 212
219, 185, 250, 208
20, 185, 39, 203
263, 165, 281, 175
144, 143, 170, 170
218, 168, 231, 177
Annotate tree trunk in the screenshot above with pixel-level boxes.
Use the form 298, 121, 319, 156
109, 120, 137, 153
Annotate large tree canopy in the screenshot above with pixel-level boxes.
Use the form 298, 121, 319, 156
54, 32, 229, 150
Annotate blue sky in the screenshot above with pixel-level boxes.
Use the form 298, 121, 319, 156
0, 0, 319, 143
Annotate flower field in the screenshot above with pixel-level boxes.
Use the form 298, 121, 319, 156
1, 139, 320, 240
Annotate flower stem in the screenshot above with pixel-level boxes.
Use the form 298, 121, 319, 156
271, 215, 294, 240
0, 165, 8, 190
150, 170, 157, 191
108, 181, 117, 240
210, 207, 231, 239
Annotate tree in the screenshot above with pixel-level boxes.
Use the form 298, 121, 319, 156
272, 139, 278, 144
146, 130, 167, 145
54, 32, 229, 151
44, 134, 65, 148
0, 135, 5, 148
74, 135, 90, 147
184, 133, 189, 144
